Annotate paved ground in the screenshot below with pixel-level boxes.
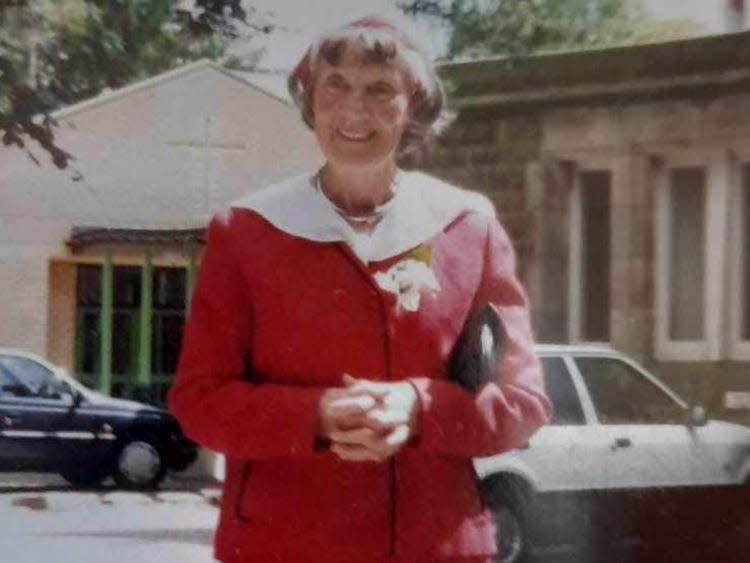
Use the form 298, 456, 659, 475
0, 473, 220, 563
2, 473, 747, 563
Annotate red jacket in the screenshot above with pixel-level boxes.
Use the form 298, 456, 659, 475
168, 172, 550, 562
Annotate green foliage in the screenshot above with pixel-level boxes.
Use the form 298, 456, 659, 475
401, 0, 702, 59
0, 0, 261, 169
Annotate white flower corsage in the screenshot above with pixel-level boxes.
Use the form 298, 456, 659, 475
374, 246, 440, 312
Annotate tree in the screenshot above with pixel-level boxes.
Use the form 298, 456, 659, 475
401, 0, 702, 59
0, 0, 268, 170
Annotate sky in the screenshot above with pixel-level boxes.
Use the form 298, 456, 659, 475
230, 0, 450, 71
240, 0, 736, 71
641, 0, 726, 33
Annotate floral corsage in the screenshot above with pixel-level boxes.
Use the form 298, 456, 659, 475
374, 245, 440, 312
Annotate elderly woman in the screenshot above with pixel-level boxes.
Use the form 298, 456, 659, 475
168, 15, 550, 563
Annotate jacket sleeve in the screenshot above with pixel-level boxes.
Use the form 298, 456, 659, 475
167, 213, 325, 459
408, 213, 552, 458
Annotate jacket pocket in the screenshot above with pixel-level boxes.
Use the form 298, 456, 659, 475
233, 461, 253, 523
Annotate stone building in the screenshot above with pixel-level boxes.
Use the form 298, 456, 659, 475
407, 31, 750, 421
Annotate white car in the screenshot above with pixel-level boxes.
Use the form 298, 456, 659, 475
474, 344, 750, 563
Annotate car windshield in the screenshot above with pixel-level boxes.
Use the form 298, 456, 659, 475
575, 357, 685, 425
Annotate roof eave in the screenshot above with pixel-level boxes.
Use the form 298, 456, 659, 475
449, 67, 750, 110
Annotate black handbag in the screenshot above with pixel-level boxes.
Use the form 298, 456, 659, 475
448, 303, 506, 392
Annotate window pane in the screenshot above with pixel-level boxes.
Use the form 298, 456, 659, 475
112, 312, 138, 375
743, 166, 750, 340
153, 268, 186, 309
580, 171, 611, 341
576, 357, 684, 424
151, 313, 184, 375
77, 311, 100, 373
77, 266, 101, 306
113, 266, 141, 308
669, 168, 705, 340
541, 357, 585, 425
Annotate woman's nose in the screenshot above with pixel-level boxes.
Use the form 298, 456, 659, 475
340, 88, 367, 116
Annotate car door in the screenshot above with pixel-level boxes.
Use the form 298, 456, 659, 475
678, 420, 744, 485
519, 355, 610, 491
0, 354, 77, 471
0, 360, 45, 470
571, 355, 694, 489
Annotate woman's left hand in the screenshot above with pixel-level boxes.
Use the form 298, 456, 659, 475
328, 375, 420, 462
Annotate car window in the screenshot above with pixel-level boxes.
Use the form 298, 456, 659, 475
541, 357, 586, 425
0, 361, 32, 397
575, 357, 684, 425
0, 356, 66, 399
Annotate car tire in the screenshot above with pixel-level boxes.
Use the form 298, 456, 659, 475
112, 435, 167, 490
491, 499, 528, 563
59, 464, 108, 488
483, 476, 531, 563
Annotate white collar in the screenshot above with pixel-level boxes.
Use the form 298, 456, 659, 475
231, 169, 494, 262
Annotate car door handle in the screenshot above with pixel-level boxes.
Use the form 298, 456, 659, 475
611, 437, 632, 450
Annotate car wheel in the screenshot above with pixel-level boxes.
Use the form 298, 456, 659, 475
112, 435, 167, 490
491, 500, 527, 563
60, 464, 108, 488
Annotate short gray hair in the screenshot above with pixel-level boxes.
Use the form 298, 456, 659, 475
287, 16, 448, 156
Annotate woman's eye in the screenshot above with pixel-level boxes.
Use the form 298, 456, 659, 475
368, 83, 397, 99
325, 76, 348, 91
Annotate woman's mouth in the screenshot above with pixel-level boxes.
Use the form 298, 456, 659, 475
336, 129, 375, 142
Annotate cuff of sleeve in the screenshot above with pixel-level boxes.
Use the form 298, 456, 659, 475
405, 377, 432, 449
314, 436, 331, 452
280, 386, 327, 457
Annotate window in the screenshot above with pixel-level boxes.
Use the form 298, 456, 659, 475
740, 166, 750, 341
654, 152, 727, 362
668, 168, 706, 341
570, 169, 611, 343
728, 162, 750, 360
75, 264, 187, 403
77, 265, 158, 376
575, 357, 684, 425
580, 172, 611, 341
540, 357, 585, 425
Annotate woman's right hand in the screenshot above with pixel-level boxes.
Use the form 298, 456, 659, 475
317, 387, 379, 439
317, 376, 419, 462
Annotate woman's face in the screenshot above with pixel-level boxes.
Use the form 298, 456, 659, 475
311, 46, 412, 171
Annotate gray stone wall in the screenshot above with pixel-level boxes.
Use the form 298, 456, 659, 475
404, 93, 750, 423
652, 362, 750, 425
404, 110, 545, 329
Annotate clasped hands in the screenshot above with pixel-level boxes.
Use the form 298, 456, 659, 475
317, 374, 420, 462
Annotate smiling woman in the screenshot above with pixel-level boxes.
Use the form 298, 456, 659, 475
168, 15, 550, 563
287, 16, 446, 219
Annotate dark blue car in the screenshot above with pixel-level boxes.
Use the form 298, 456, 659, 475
0, 349, 196, 489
